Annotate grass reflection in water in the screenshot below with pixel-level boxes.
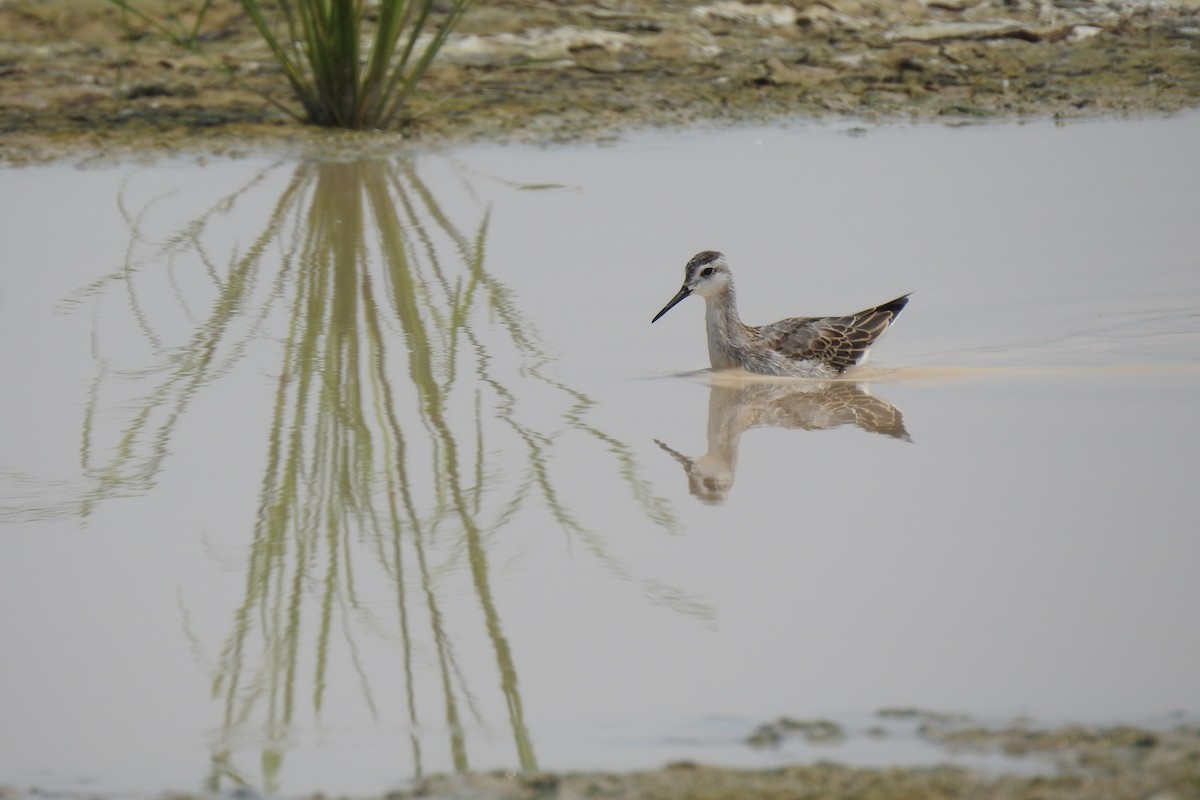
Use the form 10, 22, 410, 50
67, 157, 702, 793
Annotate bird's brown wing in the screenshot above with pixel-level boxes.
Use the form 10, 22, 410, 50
759, 294, 910, 373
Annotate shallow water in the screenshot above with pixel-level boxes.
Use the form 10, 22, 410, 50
2, 115, 1199, 796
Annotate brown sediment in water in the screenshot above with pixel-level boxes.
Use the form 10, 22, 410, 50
698, 364, 995, 384
692, 362, 1200, 385
3, 0, 1200, 165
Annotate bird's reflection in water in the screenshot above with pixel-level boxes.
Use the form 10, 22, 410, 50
656, 378, 910, 504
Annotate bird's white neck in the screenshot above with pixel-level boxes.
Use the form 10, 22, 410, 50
703, 285, 747, 370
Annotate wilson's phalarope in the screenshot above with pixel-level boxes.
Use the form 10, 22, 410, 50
651, 250, 910, 378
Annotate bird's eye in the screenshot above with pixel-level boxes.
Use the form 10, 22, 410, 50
700, 267, 714, 277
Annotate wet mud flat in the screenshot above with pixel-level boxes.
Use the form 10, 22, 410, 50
396, 715, 1200, 799
3, 0, 1200, 163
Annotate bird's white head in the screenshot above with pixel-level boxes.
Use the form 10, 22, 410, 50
651, 251, 732, 322
682, 250, 732, 298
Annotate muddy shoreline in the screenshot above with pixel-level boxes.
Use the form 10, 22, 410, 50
2, 0, 1200, 164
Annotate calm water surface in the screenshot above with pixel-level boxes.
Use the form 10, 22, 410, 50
2, 115, 1199, 795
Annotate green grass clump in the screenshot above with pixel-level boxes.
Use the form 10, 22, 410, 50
109, 0, 473, 129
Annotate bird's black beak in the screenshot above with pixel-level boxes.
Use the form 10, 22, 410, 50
652, 286, 691, 323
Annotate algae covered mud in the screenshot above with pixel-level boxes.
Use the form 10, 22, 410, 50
3, 0, 1200, 162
